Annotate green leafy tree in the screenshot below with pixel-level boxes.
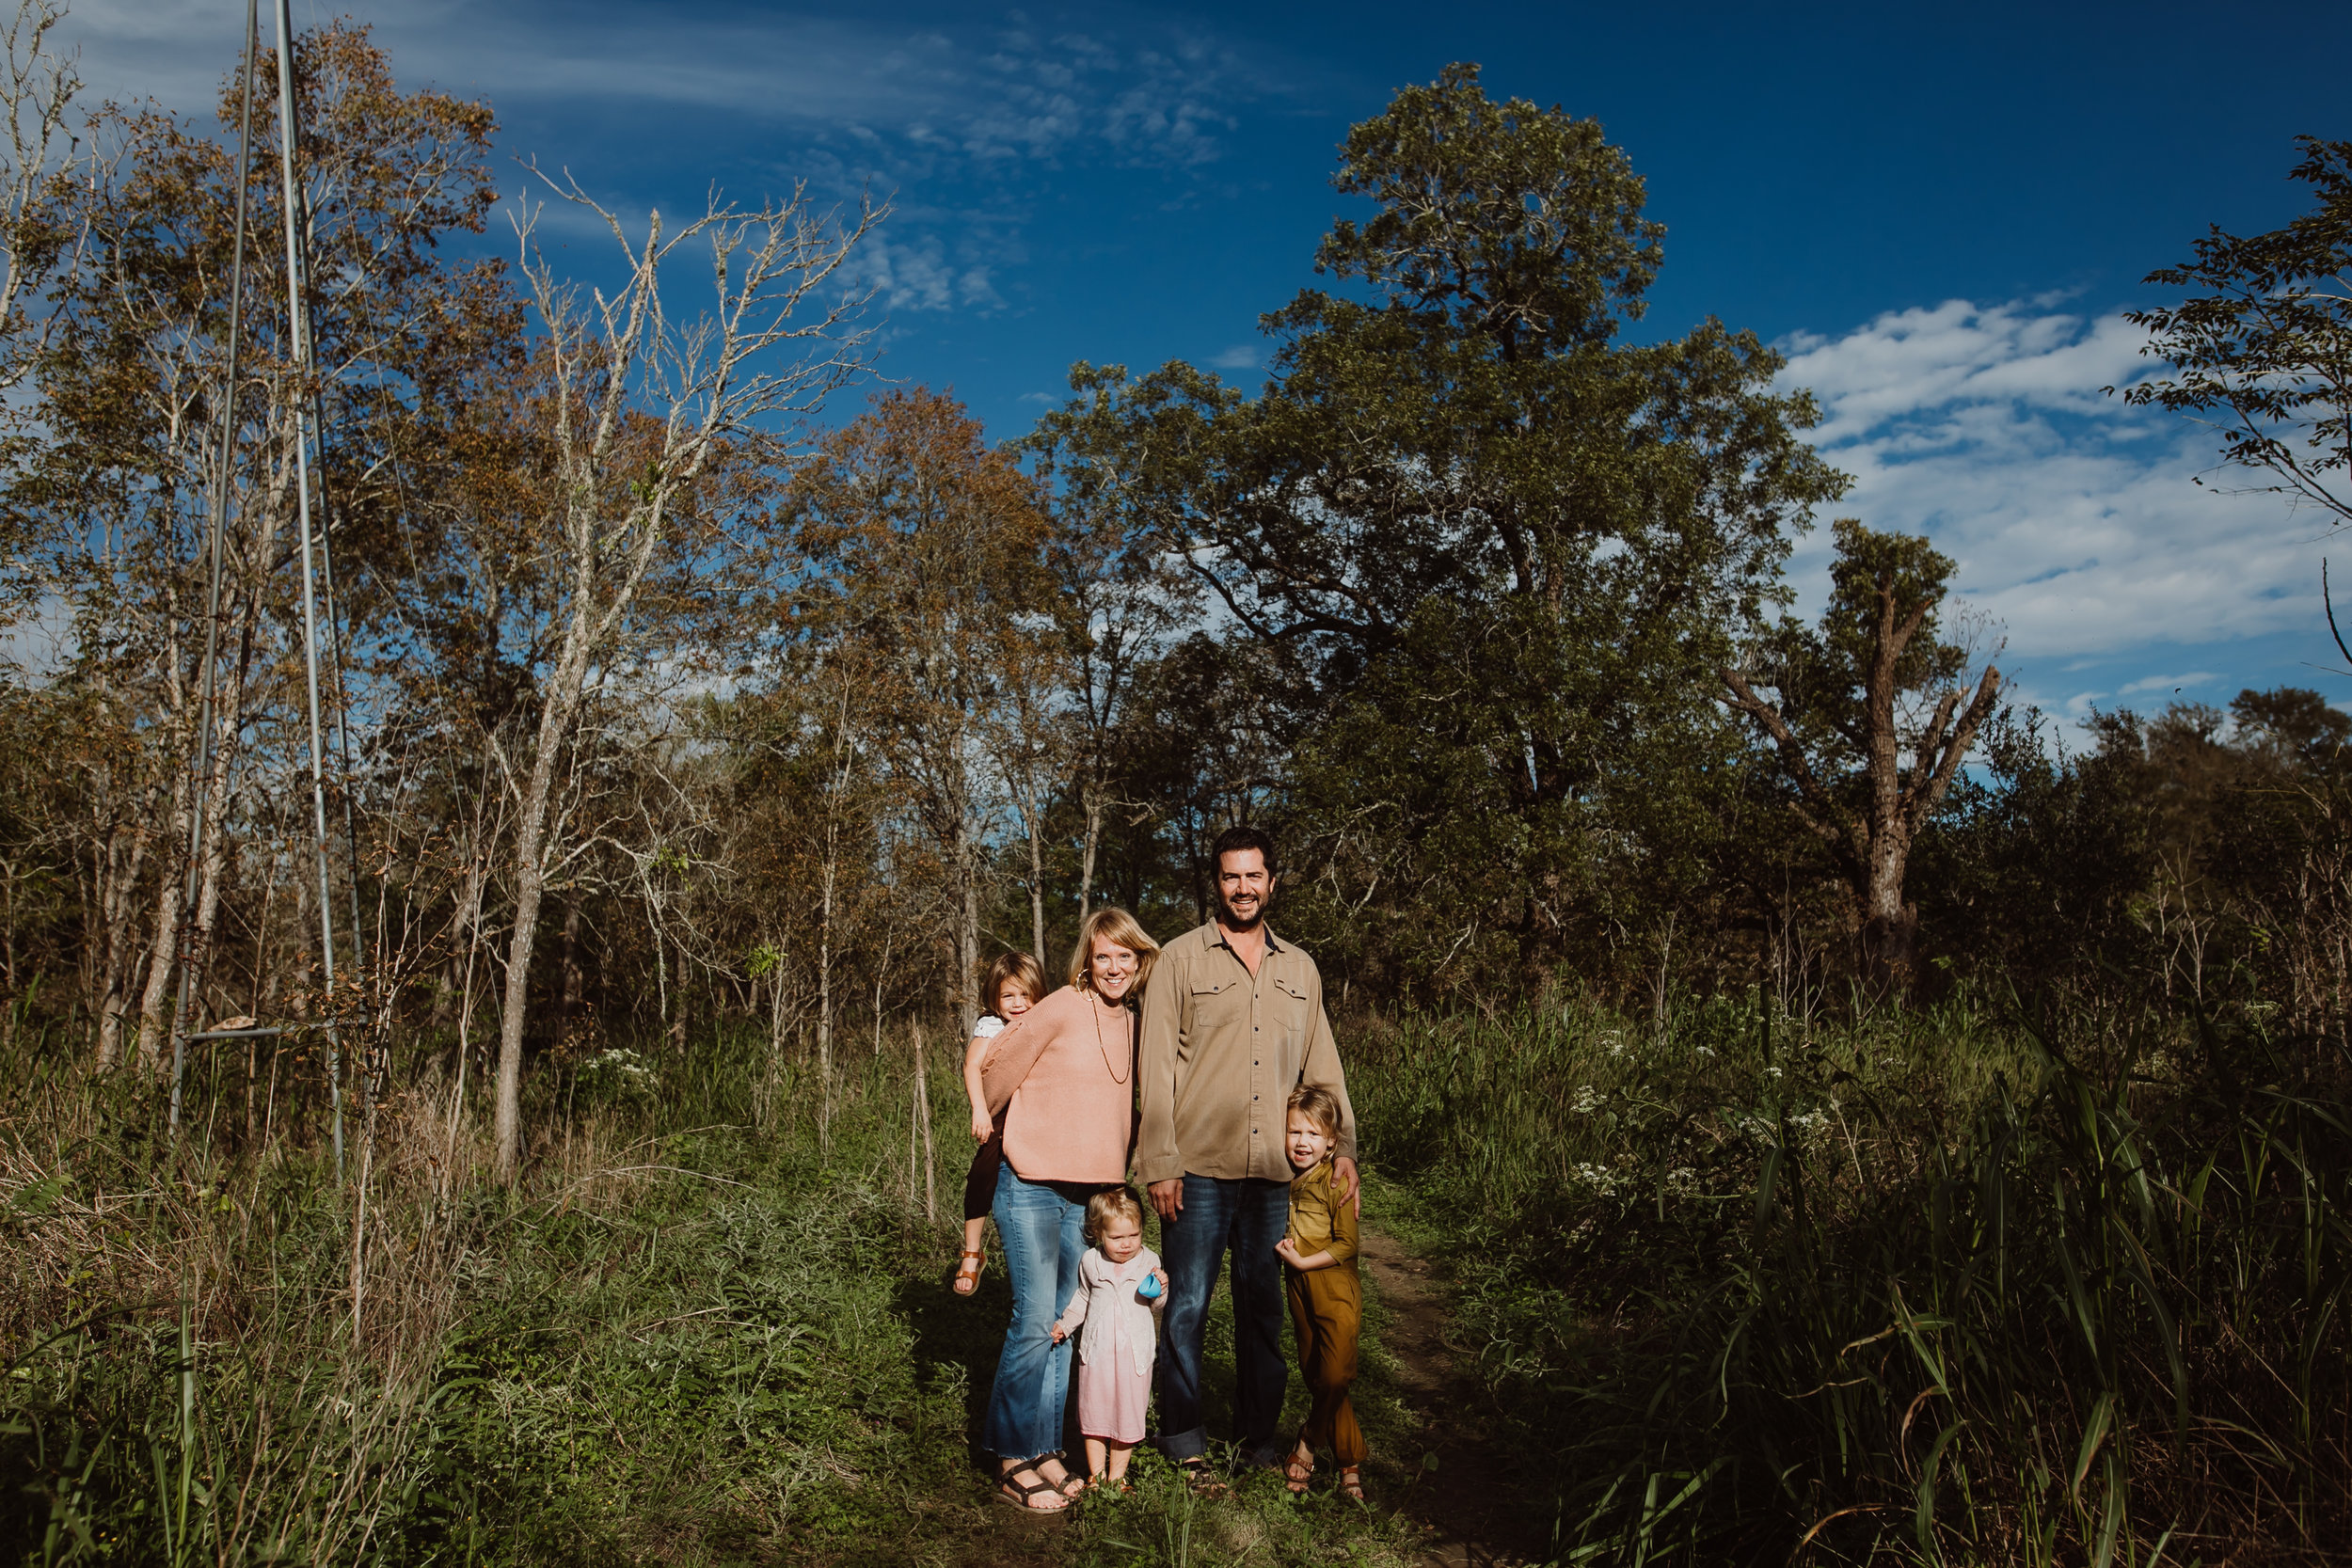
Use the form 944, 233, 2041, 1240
1723, 519, 2001, 990
2123, 136, 2352, 530
1101, 64, 1844, 990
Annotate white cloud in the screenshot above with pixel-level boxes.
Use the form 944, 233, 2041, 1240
1778, 299, 2324, 706
844, 233, 1006, 315
59, 1, 1254, 176
1208, 343, 1261, 371
2118, 671, 2218, 696
52, 1, 1262, 328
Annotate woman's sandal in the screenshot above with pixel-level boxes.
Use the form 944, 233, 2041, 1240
1337, 1465, 1364, 1501
1037, 1456, 1087, 1498
1284, 1442, 1315, 1495
994, 1465, 1068, 1513
951, 1249, 984, 1294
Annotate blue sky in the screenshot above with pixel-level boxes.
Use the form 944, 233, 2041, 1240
74, 0, 2352, 734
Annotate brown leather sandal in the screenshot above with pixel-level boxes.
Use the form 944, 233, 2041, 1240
952, 1248, 984, 1294
994, 1464, 1068, 1512
1284, 1441, 1314, 1494
1338, 1465, 1363, 1500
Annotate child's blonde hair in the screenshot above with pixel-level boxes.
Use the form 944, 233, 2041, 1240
1285, 1083, 1343, 1141
1084, 1183, 1147, 1246
983, 950, 1047, 1013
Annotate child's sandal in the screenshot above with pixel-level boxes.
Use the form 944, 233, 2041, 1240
951, 1249, 984, 1294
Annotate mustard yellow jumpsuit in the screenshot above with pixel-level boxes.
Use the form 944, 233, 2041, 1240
1284, 1155, 1364, 1466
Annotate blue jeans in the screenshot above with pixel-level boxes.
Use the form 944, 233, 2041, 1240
1153, 1174, 1291, 1465
982, 1163, 1091, 1464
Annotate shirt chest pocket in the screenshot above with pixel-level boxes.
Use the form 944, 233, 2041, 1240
1267, 975, 1311, 1042
1189, 976, 1247, 1033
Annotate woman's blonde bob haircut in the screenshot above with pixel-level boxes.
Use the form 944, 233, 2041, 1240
1068, 906, 1160, 999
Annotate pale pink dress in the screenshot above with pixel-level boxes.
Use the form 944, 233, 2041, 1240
1054, 1244, 1163, 1444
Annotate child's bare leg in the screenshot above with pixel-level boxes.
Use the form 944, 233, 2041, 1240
1084, 1436, 1108, 1480
962, 1216, 986, 1253
1104, 1441, 1136, 1481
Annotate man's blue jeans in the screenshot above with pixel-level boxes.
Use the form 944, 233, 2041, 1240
1154, 1174, 1291, 1465
982, 1164, 1089, 1464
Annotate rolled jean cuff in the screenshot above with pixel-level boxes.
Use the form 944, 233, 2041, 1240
1154, 1425, 1208, 1462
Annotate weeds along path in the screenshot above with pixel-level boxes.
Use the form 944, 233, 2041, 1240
1359, 1226, 1546, 1568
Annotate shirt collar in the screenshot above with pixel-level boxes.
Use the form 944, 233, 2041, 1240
1212, 923, 1285, 958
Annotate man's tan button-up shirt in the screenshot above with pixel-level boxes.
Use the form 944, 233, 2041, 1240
1135, 920, 1357, 1185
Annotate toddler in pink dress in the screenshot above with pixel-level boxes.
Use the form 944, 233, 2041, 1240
1050, 1184, 1168, 1490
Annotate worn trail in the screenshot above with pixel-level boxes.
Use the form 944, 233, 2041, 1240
1359, 1227, 1547, 1568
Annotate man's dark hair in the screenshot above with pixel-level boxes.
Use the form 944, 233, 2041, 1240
1211, 824, 1279, 877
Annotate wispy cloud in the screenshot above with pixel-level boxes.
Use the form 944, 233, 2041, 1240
845, 232, 1005, 314
56, 1, 1266, 329
61, 2, 1254, 172
2118, 672, 2218, 696
1777, 300, 2321, 720
1208, 342, 1261, 371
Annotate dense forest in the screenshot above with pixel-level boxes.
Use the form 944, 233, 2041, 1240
6, 3, 2352, 1563
8, 21, 2347, 1146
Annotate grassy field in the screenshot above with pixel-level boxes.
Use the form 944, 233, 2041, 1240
0, 1025, 1424, 1566
6, 986, 2349, 1564
1352, 990, 2352, 1566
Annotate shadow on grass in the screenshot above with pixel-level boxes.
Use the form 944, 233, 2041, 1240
895, 1237, 1021, 1463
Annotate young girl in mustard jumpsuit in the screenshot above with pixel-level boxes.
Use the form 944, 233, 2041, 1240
1276, 1083, 1365, 1498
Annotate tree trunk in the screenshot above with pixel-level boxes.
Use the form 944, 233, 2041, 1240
957, 831, 981, 1039
816, 854, 835, 1148
1078, 775, 1104, 938
1025, 803, 1046, 969
91, 816, 151, 1069
911, 1018, 934, 1220
132, 761, 198, 1071
494, 626, 593, 1178
493, 796, 548, 1179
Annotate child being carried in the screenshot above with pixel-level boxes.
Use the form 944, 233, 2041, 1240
952, 952, 1045, 1295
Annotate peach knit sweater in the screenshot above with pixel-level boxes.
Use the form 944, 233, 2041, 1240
978, 985, 1135, 1184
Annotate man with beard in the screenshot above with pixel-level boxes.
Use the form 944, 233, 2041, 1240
1136, 825, 1359, 1481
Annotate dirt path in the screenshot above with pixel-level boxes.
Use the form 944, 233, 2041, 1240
1359, 1227, 1547, 1568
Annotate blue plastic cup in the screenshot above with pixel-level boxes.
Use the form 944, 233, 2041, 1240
1136, 1272, 1163, 1300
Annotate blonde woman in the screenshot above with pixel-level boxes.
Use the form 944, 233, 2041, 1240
976, 907, 1160, 1512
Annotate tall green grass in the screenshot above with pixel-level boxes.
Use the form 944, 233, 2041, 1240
0, 1016, 1422, 1566
0, 1021, 1005, 1564
1350, 991, 2352, 1566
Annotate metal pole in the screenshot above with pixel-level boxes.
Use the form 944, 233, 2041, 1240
294, 176, 368, 1107
274, 0, 342, 1179
168, 0, 261, 1135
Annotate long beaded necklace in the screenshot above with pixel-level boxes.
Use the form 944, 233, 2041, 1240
1089, 987, 1132, 1085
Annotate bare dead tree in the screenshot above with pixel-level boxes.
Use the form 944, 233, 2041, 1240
487, 173, 880, 1177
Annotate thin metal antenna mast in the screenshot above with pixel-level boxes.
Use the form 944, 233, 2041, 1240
168, 0, 261, 1135
291, 180, 367, 1059
273, 0, 342, 1178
